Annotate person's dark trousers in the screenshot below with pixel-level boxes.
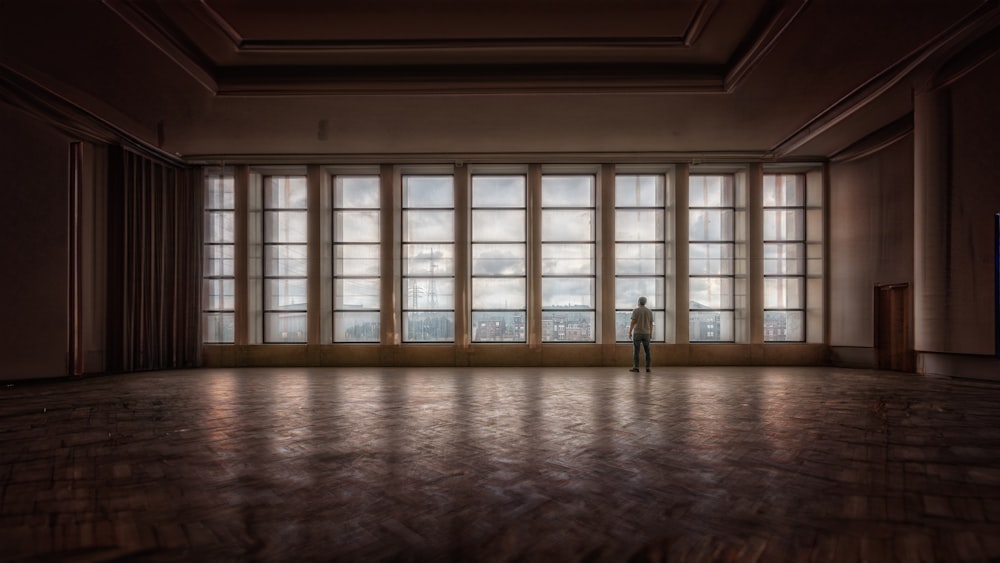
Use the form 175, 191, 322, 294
632, 333, 651, 369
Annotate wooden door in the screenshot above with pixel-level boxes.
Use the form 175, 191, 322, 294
876, 283, 913, 372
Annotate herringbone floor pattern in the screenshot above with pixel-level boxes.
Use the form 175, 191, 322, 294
1, 366, 999, 562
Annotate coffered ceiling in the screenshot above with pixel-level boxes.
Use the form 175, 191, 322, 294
2, 0, 998, 163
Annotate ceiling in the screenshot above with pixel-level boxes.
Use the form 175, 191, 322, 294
2, 0, 999, 163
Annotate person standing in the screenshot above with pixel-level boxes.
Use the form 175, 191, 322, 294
628, 296, 653, 372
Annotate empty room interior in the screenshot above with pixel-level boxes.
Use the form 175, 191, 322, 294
2, 0, 1000, 561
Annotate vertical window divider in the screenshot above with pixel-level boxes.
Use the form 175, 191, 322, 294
675, 164, 690, 344
381, 165, 398, 346
306, 165, 323, 345
527, 164, 543, 349
748, 164, 765, 344
454, 164, 470, 351
600, 164, 617, 351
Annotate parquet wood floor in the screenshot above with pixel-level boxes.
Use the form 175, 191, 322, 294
1, 366, 999, 562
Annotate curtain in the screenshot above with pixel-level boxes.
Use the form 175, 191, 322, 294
107, 145, 202, 372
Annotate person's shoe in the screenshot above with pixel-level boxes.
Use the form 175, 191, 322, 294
646, 368, 651, 373
629, 367, 639, 372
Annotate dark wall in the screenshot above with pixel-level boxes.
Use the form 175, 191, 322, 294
0, 102, 70, 380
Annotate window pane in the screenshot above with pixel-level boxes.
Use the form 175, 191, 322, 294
471, 312, 527, 342
542, 244, 594, 275
404, 210, 454, 241
264, 177, 307, 208
763, 209, 805, 241
265, 245, 307, 276
541, 277, 594, 308
541, 210, 594, 241
472, 176, 525, 207
334, 312, 381, 342
471, 278, 526, 309
472, 210, 525, 241
403, 311, 454, 341
202, 312, 234, 344
205, 176, 234, 209
203, 279, 234, 310
471, 244, 526, 276
616, 243, 664, 275
403, 244, 455, 275
335, 279, 380, 309
763, 175, 805, 207
764, 243, 805, 275
689, 175, 733, 207
265, 279, 308, 310
615, 277, 663, 309
689, 209, 734, 241
265, 312, 307, 343
334, 210, 380, 242
689, 277, 734, 309
689, 243, 734, 275
265, 211, 307, 243
403, 278, 455, 310
541, 311, 594, 342
764, 277, 805, 309
542, 176, 594, 207
204, 245, 234, 277
615, 210, 664, 241
615, 310, 664, 342
690, 311, 734, 342
335, 176, 379, 208
764, 311, 804, 342
204, 212, 234, 243
335, 245, 380, 276
403, 176, 453, 208
615, 175, 664, 207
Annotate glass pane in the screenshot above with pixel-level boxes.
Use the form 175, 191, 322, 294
690, 311, 734, 342
334, 311, 381, 342
689, 209, 734, 241
472, 278, 526, 309
542, 175, 595, 207
264, 177, 307, 208
472, 244, 526, 276
615, 175, 664, 207
265, 279, 308, 310
335, 278, 380, 309
472, 176, 525, 207
541, 277, 594, 308
472, 209, 525, 241
403, 278, 455, 310
203, 279, 234, 310
205, 175, 234, 209
541, 311, 594, 342
334, 210, 380, 242
689, 175, 733, 207
689, 243, 734, 275
403, 176, 453, 208
542, 244, 594, 275
763, 209, 805, 241
265, 312, 307, 343
764, 174, 805, 207
764, 243, 805, 275
764, 277, 805, 309
202, 312, 234, 344
265, 211, 307, 243
615, 310, 665, 342
615, 243, 664, 275
403, 311, 454, 342
404, 244, 455, 275
403, 210, 454, 242
615, 277, 663, 309
204, 211, 234, 243
335, 244, 380, 276
265, 244, 307, 276
615, 210, 664, 241
764, 310, 804, 342
204, 244, 234, 277
335, 176, 379, 208
471, 312, 527, 342
541, 209, 594, 241
689, 277, 734, 309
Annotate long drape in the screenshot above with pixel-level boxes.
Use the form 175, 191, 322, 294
107, 145, 201, 372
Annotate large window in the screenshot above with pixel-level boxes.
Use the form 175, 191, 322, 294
471, 175, 527, 342
541, 174, 596, 342
763, 174, 806, 341
615, 174, 667, 342
203, 170, 235, 343
333, 175, 381, 342
263, 176, 308, 343
402, 175, 455, 342
689, 175, 735, 342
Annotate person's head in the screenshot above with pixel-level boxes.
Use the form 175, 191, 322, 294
638, 296, 647, 306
